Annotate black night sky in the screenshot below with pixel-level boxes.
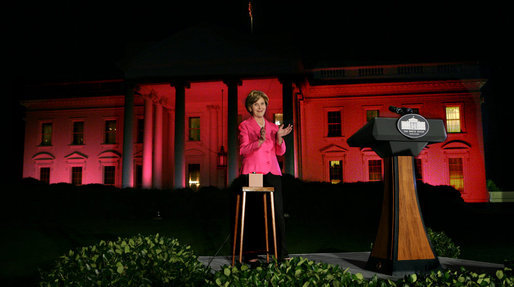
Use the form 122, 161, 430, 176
7, 1, 514, 189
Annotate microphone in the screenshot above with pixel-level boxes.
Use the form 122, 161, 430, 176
389, 106, 414, 116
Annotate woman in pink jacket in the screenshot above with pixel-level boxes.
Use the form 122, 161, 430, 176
236, 90, 292, 264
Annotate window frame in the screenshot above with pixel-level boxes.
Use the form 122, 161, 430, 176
328, 160, 343, 184
103, 165, 116, 185
188, 116, 201, 142
187, 163, 201, 190
361, 105, 382, 123
103, 119, 118, 145
325, 107, 344, 138
448, 157, 464, 192
368, 159, 383, 182
71, 166, 83, 185
40, 121, 53, 146
273, 113, 283, 126
71, 120, 85, 145
444, 103, 465, 134
40, 167, 51, 184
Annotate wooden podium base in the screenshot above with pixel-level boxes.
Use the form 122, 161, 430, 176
366, 156, 440, 275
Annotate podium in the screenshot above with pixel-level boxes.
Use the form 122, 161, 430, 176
347, 115, 447, 276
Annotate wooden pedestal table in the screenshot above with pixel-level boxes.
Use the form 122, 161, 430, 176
232, 186, 277, 266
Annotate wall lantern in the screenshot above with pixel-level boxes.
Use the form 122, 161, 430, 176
217, 146, 227, 168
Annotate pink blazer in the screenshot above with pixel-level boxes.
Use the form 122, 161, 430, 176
238, 117, 286, 175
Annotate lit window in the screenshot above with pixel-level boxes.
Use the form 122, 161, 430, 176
40, 167, 50, 184
41, 123, 52, 146
188, 164, 200, 190
72, 166, 82, 185
72, 121, 84, 145
446, 106, 461, 133
448, 158, 464, 192
366, 110, 379, 122
104, 120, 117, 144
104, 166, 116, 185
368, 160, 382, 181
329, 160, 343, 184
189, 117, 200, 141
327, 111, 341, 137
274, 113, 283, 126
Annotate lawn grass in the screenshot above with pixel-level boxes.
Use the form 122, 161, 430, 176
1, 178, 513, 286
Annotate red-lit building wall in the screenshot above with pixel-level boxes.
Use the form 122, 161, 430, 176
298, 80, 488, 202
23, 96, 128, 186
22, 73, 489, 202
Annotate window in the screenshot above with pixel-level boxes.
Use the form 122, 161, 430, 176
71, 167, 82, 185
137, 118, 144, 143
40, 167, 50, 184
189, 117, 200, 141
72, 121, 84, 145
188, 164, 200, 190
327, 111, 341, 137
135, 164, 143, 189
448, 158, 464, 192
41, 123, 52, 146
368, 160, 382, 181
446, 106, 461, 133
366, 110, 379, 122
274, 113, 283, 126
329, 160, 343, 184
104, 120, 117, 144
104, 166, 116, 185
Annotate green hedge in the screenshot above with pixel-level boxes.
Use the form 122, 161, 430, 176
427, 228, 461, 258
208, 258, 513, 287
39, 234, 208, 287
40, 234, 512, 287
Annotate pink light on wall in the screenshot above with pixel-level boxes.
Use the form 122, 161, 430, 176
21, 76, 488, 202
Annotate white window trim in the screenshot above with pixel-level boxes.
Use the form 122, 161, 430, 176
324, 106, 344, 138
443, 103, 466, 134
361, 104, 383, 123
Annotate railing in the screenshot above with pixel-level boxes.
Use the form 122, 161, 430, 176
310, 62, 481, 81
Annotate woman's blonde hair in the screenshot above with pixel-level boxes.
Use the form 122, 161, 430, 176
245, 90, 269, 114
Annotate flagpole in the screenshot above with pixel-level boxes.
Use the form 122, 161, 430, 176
248, 1, 254, 33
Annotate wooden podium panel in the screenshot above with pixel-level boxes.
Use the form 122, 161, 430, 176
347, 116, 446, 275
397, 156, 435, 260
366, 156, 439, 275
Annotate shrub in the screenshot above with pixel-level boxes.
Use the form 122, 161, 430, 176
396, 267, 513, 287
487, 180, 502, 191
427, 228, 461, 258
207, 257, 370, 287
39, 234, 208, 287
208, 257, 514, 287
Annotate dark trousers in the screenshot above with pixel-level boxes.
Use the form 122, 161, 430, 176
230, 173, 288, 260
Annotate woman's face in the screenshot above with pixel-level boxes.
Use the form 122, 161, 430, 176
251, 97, 267, 118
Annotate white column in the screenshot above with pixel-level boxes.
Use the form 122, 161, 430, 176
121, 84, 135, 188
224, 79, 241, 185
142, 96, 154, 189
152, 101, 163, 189
281, 78, 295, 175
172, 81, 188, 189
207, 105, 219, 187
